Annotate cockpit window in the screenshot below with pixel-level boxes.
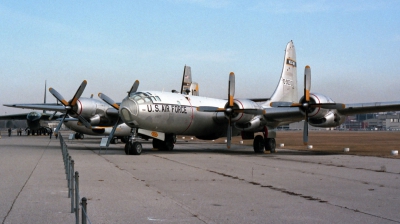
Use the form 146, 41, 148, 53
28, 112, 39, 117
129, 92, 160, 104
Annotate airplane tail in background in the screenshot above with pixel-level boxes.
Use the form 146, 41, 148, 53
264, 40, 298, 106
181, 65, 199, 96
43, 80, 47, 113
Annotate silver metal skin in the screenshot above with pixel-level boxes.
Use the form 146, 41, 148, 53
62, 120, 132, 137
117, 40, 400, 153
119, 91, 264, 139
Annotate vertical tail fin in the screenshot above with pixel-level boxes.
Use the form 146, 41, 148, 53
180, 65, 199, 96
265, 41, 298, 105
181, 65, 192, 94
43, 80, 47, 113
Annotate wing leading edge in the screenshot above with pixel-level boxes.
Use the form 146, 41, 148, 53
4, 103, 66, 112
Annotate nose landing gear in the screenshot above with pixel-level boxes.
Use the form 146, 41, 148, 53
124, 128, 142, 155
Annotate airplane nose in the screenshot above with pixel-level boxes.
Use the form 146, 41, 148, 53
119, 97, 139, 127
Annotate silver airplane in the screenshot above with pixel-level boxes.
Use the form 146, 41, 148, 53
3, 80, 131, 140
3, 65, 198, 141
99, 40, 400, 155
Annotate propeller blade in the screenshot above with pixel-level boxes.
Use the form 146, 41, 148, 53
76, 114, 92, 129
228, 72, 235, 107
227, 119, 232, 149
106, 117, 121, 147
304, 65, 311, 102
48, 111, 57, 120
98, 93, 120, 110
128, 80, 140, 96
303, 113, 309, 145
54, 114, 67, 134
70, 80, 87, 106
49, 88, 69, 106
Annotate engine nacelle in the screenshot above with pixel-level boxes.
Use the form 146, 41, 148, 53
309, 111, 346, 127
72, 98, 97, 119
235, 116, 265, 132
72, 98, 115, 126
300, 93, 346, 128
299, 93, 335, 119
227, 99, 260, 124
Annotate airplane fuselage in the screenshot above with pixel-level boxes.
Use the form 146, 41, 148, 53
119, 91, 261, 139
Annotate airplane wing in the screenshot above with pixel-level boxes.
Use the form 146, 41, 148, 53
263, 101, 400, 127
3, 103, 66, 112
0, 112, 59, 120
0, 113, 31, 120
337, 101, 400, 116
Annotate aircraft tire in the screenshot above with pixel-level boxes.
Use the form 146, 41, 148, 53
253, 135, 265, 153
265, 138, 276, 153
130, 142, 142, 155
124, 142, 130, 155
173, 134, 177, 144
152, 138, 162, 149
75, 133, 80, 139
164, 134, 175, 151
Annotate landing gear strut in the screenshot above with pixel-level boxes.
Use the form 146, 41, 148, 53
124, 128, 142, 155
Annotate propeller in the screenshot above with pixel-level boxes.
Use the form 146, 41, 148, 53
197, 72, 264, 149
49, 80, 92, 135
128, 80, 139, 96
270, 65, 345, 145
98, 80, 139, 147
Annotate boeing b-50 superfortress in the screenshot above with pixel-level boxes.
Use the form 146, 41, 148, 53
99, 40, 400, 155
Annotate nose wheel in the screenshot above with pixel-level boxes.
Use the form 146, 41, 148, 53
125, 141, 142, 155
124, 128, 143, 155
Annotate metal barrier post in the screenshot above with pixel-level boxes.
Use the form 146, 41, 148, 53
81, 197, 87, 224
67, 156, 71, 188
66, 153, 70, 179
75, 171, 79, 224
71, 160, 75, 213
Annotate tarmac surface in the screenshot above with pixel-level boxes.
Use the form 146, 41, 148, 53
0, 133, 399, 223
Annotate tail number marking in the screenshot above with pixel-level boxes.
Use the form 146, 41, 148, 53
282, 78, 293, 87
286, 59, 296, 67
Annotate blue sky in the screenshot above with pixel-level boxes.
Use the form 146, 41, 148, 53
1, 0, 400, 115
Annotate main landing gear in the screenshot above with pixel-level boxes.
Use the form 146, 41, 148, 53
152, 134, 176, 151
253, 131, 276, 154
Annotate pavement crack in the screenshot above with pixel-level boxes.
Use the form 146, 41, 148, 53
2, 140, 50, 224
